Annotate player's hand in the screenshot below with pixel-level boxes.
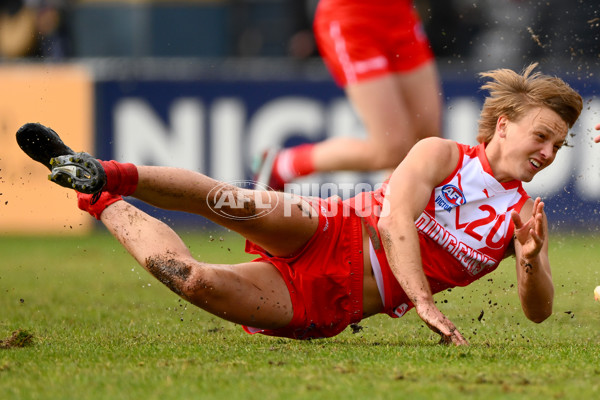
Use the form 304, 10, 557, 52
414, 302, 469, 346
594, 123, 600, 143
511, 197, 545, 260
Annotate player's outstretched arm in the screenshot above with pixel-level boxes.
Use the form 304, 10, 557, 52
378, 138, 468, 346
511, 197, 554, 322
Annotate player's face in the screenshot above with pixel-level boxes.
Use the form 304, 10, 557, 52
499, 107, 568, 182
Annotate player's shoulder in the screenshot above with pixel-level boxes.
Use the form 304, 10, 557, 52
409, 137, 460, 165
398, 138, 462, 185
413, 137, 458, 150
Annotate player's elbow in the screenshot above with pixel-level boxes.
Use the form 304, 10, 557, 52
520, 279, 554, 323
377, 215, 393, 235
526, 310, 552, 323
377, 214, 407, 245
523, 301, 553, 323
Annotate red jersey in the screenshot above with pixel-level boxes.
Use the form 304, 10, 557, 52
348, 143, 530, 318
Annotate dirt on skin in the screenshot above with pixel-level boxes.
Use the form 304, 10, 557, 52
0, 330, 34, 349
145, 253, 192, 297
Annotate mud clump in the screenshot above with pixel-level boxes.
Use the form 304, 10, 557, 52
0, 330, 34, 349
350, 323, 363, 334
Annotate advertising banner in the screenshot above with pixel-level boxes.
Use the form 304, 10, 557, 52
94, 75, 600, 231
0, 65, 93, 234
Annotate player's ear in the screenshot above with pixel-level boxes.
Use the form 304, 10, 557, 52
496, 115, 509, 138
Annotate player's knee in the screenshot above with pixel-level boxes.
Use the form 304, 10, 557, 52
145, 254, 190, 297
207, 185, 265, 220
145, 252, 228, 305
146, 253, 214, 300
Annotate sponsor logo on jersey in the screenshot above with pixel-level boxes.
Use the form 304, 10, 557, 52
416, 213, 498, 275
442, 184, 466, 206
436, 184, 466, 212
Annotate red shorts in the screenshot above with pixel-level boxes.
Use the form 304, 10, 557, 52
243, 196, 364, 339
314, 0, 434, 87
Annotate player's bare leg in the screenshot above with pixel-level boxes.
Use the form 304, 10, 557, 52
16, 122, 320, 258
99, 199, 294, 329
15, 122, 297, 328
312, 62, 441, 171
15, 122, 315, 328
131, 166, 320, 257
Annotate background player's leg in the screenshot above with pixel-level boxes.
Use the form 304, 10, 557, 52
100, 199, 293, 329
312, 62, 442, 172
392, 62, 442, 142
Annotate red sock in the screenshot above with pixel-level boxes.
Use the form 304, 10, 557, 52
266, 164, 286, 191
99, 160, 139, 196
77, 192, 123, 220
274, 143, 316, 182
291, 143, 316, 177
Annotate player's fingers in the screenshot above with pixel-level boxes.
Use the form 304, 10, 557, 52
438, 333, 452, 345
536, 199, 544, 212
446, 326, 469, 346
529, 228, 543, 248
535, 212, 545, 237
595, 134, 600, 143
534, 206, 547, 243
452, 331, 469, 346
511, 210, 522, 229
532, 198, 543, 218
438, 326, 468, 346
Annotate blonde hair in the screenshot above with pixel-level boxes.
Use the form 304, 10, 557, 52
476, 63, 583, 144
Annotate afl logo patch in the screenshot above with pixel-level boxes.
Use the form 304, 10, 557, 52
393, 303, 409, 318
441, 184, 466, 206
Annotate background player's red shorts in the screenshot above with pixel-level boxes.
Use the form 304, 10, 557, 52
314, 0, 434, 87
243, 196, 363, 339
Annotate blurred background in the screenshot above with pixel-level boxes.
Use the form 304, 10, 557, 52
2, 0, 600, 234
2, 0, 599, 70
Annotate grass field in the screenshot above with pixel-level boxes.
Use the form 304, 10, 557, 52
1, 230, 600, 399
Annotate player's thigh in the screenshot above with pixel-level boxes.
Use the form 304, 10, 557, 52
393, 62, 442, 139
345, 74, 416, 149
232, 190, 320, 258
189, 261, 293, 329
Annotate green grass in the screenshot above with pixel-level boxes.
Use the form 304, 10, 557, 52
1, 231, 600, 399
